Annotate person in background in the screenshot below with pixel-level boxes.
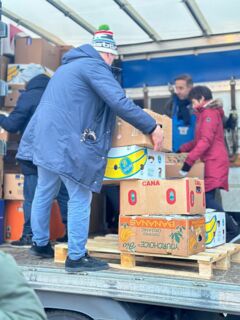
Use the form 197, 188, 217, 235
16, 24, 164, 272
0, 74, 69, 246
179, 85, 239, 242
0, 251, 47, 319
159, 74, 195, 152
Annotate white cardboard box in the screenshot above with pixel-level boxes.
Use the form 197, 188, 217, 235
104, 145, 165, 182
205, 210, 226, 248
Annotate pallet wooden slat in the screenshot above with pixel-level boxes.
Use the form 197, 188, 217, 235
54, 237, 240, 279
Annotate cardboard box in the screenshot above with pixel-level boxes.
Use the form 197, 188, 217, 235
7, 64, 53, 85
4, 90, 21, 107
4, 84, 26, 107
205, 211, 226, 248
15, 38, 60, 71
119, 215, 205, 257
59, 45, 73, 60
0, 55, 9, 81
4, 173, 24, 200
120, 178, 205, 215
112, 109, 172, 152
104, 145, 165, 182
165, 153, 204, 179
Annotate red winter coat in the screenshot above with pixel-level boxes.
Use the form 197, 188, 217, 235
180, 99, 229, 192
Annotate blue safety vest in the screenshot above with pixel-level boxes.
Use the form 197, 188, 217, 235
172, 97, 196, 152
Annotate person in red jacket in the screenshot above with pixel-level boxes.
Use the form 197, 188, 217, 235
179, 85, 239, 242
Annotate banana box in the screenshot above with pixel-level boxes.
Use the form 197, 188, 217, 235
4, 173, 24, 200
205, 211, 226, 248
119, 214, 205, 257
120, 178, 205, 215
165, 153, 204, 179
112, 109, 172, 152
104, 145, 165, 183
7, 64, 53, 85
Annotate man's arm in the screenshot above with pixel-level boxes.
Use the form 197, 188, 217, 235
0, 252, 47, 320
85, 62, 163, 150
0, 93, 31, 133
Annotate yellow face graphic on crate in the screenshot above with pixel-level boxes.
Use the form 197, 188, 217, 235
104, 148, 148, 179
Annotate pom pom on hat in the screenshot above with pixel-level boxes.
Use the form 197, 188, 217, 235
92, 24, 118, 56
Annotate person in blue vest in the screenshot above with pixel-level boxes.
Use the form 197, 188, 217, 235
0, 74, 69, 246
159, 74, 196, 152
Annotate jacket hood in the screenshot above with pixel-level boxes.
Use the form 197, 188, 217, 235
62, 44, 102, 64
204, 99, 223, 109
26, 74, 50, 91
195, 99, 224, 117
205, 99, 224, 117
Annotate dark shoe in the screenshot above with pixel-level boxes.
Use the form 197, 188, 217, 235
56, 233, 68, 243
226, 213, 240, 242
11, 235, 32, 247
29, 242, 54, 258
65, 253, 109, 272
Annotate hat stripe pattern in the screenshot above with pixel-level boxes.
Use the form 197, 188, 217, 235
92, 26, 118, 56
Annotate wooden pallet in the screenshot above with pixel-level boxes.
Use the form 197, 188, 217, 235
54, 236, 240, 279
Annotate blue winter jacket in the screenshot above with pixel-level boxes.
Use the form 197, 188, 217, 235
17, 44, 156, 192
0, 74, 50, 175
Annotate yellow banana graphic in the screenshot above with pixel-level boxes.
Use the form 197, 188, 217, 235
189, 236, 197, 250
7, 66, 19, 82
206, 215, 217, 245
206, 215, 217, 233
104, 148, 147, 179
119, 227, 134, 242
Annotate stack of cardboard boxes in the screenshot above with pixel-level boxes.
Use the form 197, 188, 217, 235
104, 109, 225, 257
0, 38, 64, 243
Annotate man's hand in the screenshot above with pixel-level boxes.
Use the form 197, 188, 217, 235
151, 124, 164, 151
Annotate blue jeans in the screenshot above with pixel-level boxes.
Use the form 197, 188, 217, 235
23, 175, 69, 237
31, 166, 92, 260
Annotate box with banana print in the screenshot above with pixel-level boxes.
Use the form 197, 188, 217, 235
205, 210, 226, 248
119, 214, 205, 257
104, 145, 165, 182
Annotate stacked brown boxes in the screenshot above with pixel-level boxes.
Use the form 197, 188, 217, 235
15, 38, 61, 71
0, 56, 9, 109
106, 109, 206, 257
1, 38, 63, 243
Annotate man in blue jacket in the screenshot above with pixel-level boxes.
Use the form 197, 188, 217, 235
17, 25, 164, 272
0, 74, 69, 246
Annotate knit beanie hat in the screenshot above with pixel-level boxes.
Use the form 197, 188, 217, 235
92, 24, 118, 56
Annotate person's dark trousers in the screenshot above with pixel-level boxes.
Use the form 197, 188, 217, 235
56, 183, 69, 228
22, 174, 38, 236
205, 189, 223, 212
206, 189, 240, 242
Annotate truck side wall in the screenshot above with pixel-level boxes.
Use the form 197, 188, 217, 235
121, 49, 240, 88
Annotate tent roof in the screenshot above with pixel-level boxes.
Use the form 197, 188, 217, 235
2, 0, 240, 57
